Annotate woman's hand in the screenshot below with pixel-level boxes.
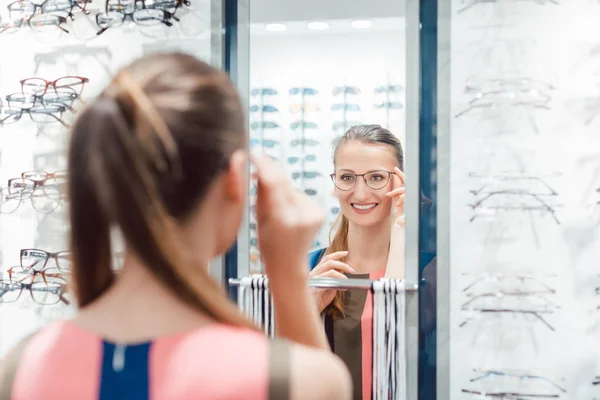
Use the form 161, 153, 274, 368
253, 153, 324, 281
385, 166, 406, 228
308, 251, 354, 312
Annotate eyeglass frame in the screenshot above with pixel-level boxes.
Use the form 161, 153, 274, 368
330, 169, 396, 191
20, 248, 72, 272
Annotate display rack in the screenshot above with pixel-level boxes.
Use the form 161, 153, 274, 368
0, 0, 210, 356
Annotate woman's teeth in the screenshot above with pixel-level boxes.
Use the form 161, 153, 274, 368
352, 204, 377, 210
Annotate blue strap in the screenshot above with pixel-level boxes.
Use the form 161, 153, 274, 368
308, 248, 327, 271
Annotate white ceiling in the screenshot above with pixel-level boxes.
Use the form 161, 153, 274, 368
249, 0, 405, 23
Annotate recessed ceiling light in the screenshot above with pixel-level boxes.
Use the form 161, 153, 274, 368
351, 20, 373, 29
307, 21, 329, 30
265, 23, 287, 32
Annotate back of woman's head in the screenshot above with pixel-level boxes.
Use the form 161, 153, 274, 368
67, 52, 251, 327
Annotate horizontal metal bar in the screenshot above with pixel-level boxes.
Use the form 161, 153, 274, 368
228, 277, 419, 291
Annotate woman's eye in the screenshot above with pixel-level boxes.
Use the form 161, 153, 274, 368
370, 174, 384, 181
340, 174, 355, 181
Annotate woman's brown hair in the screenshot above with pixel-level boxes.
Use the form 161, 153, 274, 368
67, 52, 253, 328
324, 124, 404, 319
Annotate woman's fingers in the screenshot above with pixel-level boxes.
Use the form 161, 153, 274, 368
385, 188, 406, 197
320, 250, 349, 262
311, 260, 355, 276
317, 270, 349, 280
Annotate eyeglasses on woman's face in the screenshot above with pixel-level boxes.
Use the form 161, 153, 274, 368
330, 170, 395, 191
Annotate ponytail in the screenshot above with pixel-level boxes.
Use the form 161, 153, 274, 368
323, 214, 349, 319
68, 67, 254, 329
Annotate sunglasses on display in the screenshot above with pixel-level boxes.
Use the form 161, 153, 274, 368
250, 138, 279, 148
287, 154, 317, 164
0, 14, 69, 34
290, 139, 320, 147
6, 0, 90, 22
331, 103, 361, 112
289, 87, 318, 96
250, 121, 279, 130
374, 84, 404, 94
292, 171, 322, 180
333, 121, 363, 131
331, 206, 340, 214
249, 105, 278, 113
304, 188, 317, 196
375, 101, 404, 110
289, 103, 319, 113
290, 121, 318, 130
330, 170, 396, 191
332, 86, 361, 96
251, 88, 278, 97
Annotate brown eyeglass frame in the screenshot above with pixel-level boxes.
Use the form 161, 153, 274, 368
20, 76, 89, 96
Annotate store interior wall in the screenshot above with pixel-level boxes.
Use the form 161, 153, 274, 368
0, 0, 212, 356
448, 1, 600, 398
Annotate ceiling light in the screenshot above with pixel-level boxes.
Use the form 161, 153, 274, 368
265, 23, 286, 32
307, 21, 329, 30
351, 20, 373, 29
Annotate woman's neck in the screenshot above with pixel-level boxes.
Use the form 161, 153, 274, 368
346, 220, 391, 274
74, 257, 214, 343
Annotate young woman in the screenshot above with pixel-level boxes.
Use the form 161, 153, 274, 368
308, 125, 406, 400
0, 53, 351, 400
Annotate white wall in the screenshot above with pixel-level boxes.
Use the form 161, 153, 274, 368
0, 0, 212, 356
449, 1, 600, 398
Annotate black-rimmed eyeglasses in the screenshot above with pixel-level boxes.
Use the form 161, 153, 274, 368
330, 170, 395, 191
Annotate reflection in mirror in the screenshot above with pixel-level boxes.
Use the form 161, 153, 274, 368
247, 1, 415, 396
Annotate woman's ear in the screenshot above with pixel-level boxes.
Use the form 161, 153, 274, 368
224, 149, 247, 203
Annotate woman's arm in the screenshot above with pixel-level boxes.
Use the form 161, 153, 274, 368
384, 223, 405, 279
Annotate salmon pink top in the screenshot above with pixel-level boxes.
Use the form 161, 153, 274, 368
7, 320, 289, 400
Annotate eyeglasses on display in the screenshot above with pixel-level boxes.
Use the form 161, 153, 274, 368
250, 88, 278, 97
330, 170, 395, 191
250, 138, 279, 148
332, 86, 361, 96
249, 105, 278, 113
331, 103, 361, 112
290, 139, 320, 147
7, 90, 79, 112
0, 14, 69, 34
375, 101, 404, 110
96, 1, 177, 35
292, 171, 323, 180
21, 76, 89, 96
290, 121, 317, 130
289, 87, 318, 96
374, 84, 404, 94
0, 276, 69, 306
289, 103, 319, 113
21, 248, 72, 272
287, 155, 317, 164
333, 121, 363, 131
250, 121, 279, 130
7, 0, 90, 21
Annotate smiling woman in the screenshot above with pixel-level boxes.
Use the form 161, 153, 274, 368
309, 124, 406, 400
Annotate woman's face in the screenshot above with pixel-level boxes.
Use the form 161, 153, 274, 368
333, 140, 401, 228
